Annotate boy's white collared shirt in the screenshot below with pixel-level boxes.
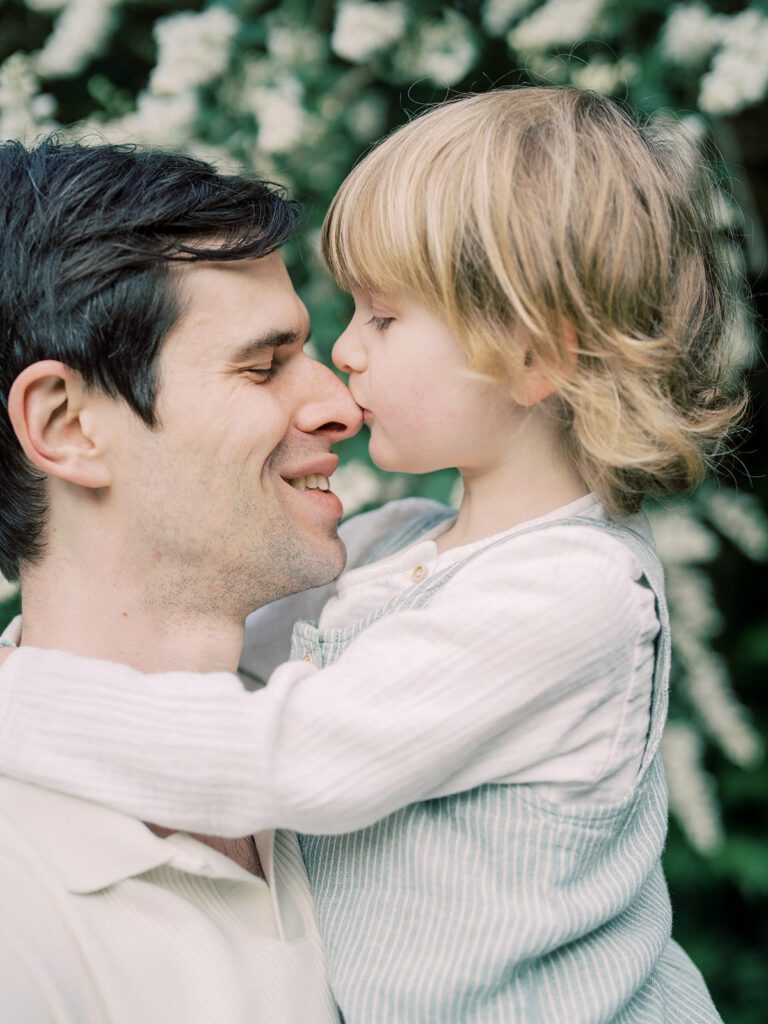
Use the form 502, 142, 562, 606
0, 618, 337, 1024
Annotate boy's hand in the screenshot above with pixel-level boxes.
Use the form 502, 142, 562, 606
0, 648, 14, 667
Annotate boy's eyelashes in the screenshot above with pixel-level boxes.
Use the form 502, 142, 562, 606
365, 314, 394, 331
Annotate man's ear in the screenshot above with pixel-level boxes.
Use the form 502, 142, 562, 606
7, 360, 112, 488
515, 320, 579, 408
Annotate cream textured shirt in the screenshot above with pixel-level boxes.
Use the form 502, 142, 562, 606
0, 625, 337, 1024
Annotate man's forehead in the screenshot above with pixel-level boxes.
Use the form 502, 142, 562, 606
170, 254, 309, 351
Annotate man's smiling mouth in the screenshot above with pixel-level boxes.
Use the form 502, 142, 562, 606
287, 475, 331, 492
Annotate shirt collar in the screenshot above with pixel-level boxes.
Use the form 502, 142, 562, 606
0, 776, 262, 895
0, 616, 269, 893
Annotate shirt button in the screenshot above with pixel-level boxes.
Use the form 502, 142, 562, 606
411, 564, 428, 583
302, 653, 313, 664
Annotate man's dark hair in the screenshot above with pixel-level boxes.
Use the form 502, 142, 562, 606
0, 137, 301, 582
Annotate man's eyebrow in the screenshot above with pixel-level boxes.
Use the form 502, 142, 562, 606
232, 327, 310, 363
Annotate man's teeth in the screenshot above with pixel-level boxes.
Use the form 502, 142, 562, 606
289, 474, 331, 492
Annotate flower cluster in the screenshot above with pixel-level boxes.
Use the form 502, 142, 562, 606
662, 721, 723, 853
150, 8, 239, 96
660, 2, 722, 68
331, 1, 407, 64
394, 10, 478, 86
240, 64, 308, 156
92, 7, 237, 151
507, 0, 605, 52
662, 4, 768, 117
0, 573, 19, 605
650, 495, 765, 849
482, 0, 537, 38
35, 0, 121, 80
699, 9, 768, 116
0, 53, 57, 143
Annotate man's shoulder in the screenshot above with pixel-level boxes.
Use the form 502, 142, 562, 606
0, 776, 80, 904
0, 780, 101, 1021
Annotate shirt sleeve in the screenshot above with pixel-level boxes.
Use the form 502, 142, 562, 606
0, 528, 646, 838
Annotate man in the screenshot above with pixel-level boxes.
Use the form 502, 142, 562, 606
0, 138, 360, 1022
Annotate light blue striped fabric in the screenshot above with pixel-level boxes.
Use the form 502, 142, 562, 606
291, 512, 721, 1023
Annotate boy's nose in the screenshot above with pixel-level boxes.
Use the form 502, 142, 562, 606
331, 326, 366, 376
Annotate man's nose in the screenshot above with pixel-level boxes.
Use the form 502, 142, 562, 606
295, 357, 362, 441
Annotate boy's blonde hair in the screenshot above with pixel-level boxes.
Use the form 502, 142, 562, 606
322, 86, 746, 517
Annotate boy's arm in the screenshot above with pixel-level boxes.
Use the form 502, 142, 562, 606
0, 531, 640, 838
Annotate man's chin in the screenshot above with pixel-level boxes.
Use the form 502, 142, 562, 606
255, 533, 348, 608
310, 533, 348, 587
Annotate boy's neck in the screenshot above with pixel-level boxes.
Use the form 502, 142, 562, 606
435, 420, 590, 553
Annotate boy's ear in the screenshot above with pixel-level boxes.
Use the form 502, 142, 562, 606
7, 360, 113, 489
515, 320, 579, 408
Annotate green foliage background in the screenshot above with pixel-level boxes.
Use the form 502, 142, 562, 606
0, 2, 766, 1020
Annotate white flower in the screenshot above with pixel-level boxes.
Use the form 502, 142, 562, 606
570, 55, 637, 95
697, 8, 768, 116
0, 53, 58, 142
267, 24, 326, 66
526, 53, 570, 83
481, 0, 536, 38
701, 487, 768, 562
720, 290, 758, 374
35, 0, 120, 79
663, 721, 723, 853
344, 92, 388, 141
150, 8, 238, 96
331, 1, 407, 64
666, 564, 722, 638
24, 0, 67, 10
660, 3, 722, 67
399, 10, 478, 86
675, 631, 764, 767
88, 7, 238, 148
333, 461, 383, 516
183, 141, 244, 173
508, 0, 604, 53
251, 88, 308, 155
649, 506, 719, 565
93, 91, 199, 147
239, 68, 307, 156
0, 574, 19, 604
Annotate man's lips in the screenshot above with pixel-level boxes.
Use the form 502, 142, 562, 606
281, 454, 338, 485
281, 454, 341, 497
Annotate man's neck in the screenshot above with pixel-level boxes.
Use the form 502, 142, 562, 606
147, 825, 265, 878
19, 550, 262, 874
19, 551, 246, 674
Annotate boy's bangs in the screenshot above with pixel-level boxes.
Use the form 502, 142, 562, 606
323, 169, 429, 300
